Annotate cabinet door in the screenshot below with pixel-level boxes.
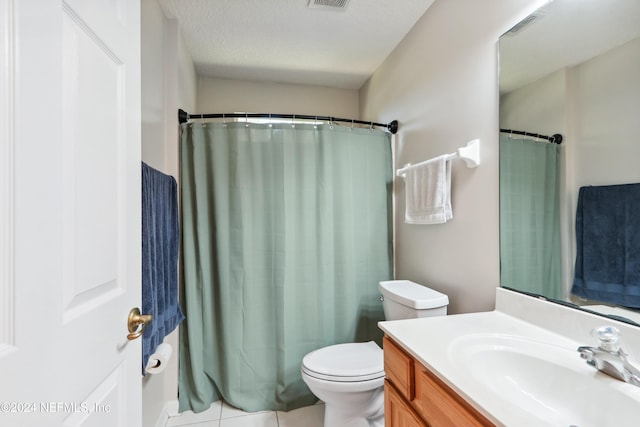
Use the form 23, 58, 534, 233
385, 380, 427, 427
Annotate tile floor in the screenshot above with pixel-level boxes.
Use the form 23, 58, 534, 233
166, 400, 325, 427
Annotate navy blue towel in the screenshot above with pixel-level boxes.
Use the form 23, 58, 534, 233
142, 162, 185, 373
571, 183, 640, 308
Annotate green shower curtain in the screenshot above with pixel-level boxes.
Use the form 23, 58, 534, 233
178, 121, 393, 414
499, 134, 562, 299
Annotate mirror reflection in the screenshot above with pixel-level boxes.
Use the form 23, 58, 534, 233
499, 0, 640, 323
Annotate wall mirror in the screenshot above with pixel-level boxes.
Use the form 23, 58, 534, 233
499, 0, 640, 325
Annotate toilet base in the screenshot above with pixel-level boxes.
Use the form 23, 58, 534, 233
310, 382, 384, 427
323, 386, 384, 427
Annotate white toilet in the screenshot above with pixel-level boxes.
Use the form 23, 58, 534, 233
301, 280, 449, 427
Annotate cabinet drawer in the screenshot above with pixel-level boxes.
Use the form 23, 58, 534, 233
414, 367, 494, 427
383, 336, 414, 401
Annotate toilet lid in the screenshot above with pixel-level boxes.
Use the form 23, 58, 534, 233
302, 341, 384, 382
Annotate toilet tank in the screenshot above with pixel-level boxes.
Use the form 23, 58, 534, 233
378, 280, 449, 320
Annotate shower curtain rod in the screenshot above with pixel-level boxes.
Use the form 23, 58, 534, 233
178, 109, 399, 134
500, 128, 563, 144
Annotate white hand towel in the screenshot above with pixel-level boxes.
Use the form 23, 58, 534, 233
404, 155, 452, 224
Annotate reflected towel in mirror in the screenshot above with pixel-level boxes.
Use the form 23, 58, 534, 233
572, 183, 640, 308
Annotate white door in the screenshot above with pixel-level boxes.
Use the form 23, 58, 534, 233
0, 0, 142, 426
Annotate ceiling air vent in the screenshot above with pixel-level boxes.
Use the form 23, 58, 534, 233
308, 0, 350, 10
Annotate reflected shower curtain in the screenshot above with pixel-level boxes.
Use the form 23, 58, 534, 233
500, 134, 562, 299
179, 122, 393, 413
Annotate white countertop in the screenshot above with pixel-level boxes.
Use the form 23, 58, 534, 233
378, 288, 640, 427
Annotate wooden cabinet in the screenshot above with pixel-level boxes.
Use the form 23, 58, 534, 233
383, 336, 494, 427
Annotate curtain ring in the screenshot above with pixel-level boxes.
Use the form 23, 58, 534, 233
222, 113, 227, 127
245, 112, 249, 127
369, 121, 373, 132
292, 114, 296, 128
269, 113, 273, 128
314, 115, 318, 129
201, 113, 206, 127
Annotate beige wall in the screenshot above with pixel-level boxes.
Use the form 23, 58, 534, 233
141, 0, 167, 172
360, 0, 547, 314
571, 37, 640, 188
500, 69, 566, 137
197, 77, 359, 119
141, 0, 197, 425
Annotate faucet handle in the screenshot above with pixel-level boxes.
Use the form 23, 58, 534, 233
592, 325, 621, 352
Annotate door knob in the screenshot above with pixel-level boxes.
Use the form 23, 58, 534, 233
127, 307, 152, 340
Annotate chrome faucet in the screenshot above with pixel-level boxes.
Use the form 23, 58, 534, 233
577, 326, 640, 387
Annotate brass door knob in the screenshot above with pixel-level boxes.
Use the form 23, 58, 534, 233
127, 307, 153, 340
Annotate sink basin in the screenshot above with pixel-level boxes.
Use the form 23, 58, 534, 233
450, 334, 640, 427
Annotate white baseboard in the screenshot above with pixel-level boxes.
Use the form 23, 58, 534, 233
166, 400, 180, 417
154, 400, 180, 427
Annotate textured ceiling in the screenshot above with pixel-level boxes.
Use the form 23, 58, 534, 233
158, 0, 435, 89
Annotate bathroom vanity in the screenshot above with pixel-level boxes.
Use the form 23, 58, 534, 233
379, 288, 640, 427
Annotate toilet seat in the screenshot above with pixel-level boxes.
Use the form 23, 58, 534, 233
301, 341, 384, 382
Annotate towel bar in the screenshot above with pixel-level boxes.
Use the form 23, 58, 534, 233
396, 139, 480, 177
